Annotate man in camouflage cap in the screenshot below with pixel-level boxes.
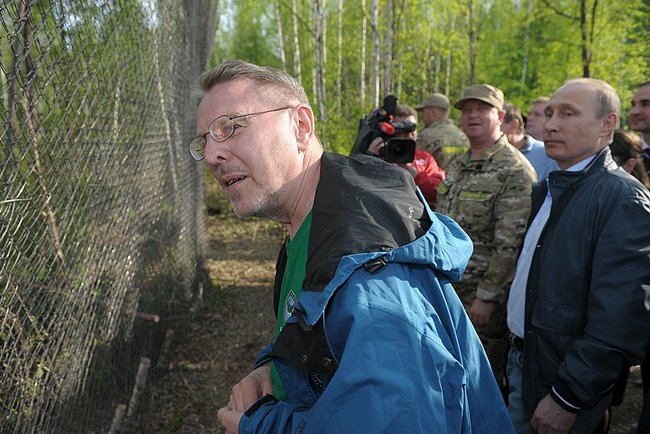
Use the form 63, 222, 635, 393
436, 83, 537, 394
415, 93, 469, 171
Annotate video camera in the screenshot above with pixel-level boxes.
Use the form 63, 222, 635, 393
350, 95, 416, 165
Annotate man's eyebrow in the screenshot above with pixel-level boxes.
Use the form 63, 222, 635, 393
546, 102, 579, 112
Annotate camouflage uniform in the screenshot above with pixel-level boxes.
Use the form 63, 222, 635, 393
417, 119, 469, 171
436, 134, 536, 381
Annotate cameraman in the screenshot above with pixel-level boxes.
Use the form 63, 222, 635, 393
366, 104, 445, 205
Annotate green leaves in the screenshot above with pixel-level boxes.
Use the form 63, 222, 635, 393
211, 0, 649, 150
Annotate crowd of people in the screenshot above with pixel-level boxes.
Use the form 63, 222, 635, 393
188, 60, 650, 434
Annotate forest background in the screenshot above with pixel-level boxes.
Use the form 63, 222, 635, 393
212, 0, 649, 154
0, 1, 648, 432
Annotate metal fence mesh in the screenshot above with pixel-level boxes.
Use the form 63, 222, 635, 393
0, 0, 217, 432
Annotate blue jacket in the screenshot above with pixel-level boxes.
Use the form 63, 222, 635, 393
240, 153, 514, 433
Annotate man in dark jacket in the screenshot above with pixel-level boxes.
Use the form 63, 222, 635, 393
189, 60, 513, 434
505, 77, 650, 433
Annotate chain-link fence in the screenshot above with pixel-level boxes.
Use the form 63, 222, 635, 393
1, 1, 218, 432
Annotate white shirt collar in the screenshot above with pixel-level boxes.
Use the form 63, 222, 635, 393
565, 154, 597, 172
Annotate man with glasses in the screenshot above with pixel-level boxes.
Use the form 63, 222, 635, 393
190, 60, 513, 433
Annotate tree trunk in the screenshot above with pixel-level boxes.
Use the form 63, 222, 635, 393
468, 0, 477, 85
19, 3, 65, 265
383, 0, 393, 95
371, 0, 380, 107
587, 0, 598, 78
292, 0, 302, 84
336, 0, 343, 111
313, 0, 326, 122
360, 0, 367, 108
580, 0, 589, 77
434, 51, 441, 93
273, 0, 287, 70
420, 32, 430, 97
149, 0, 179, 200
445, 51, 451, 96
520, 0, 533, 86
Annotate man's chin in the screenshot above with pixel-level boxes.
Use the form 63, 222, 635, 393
630, 123, 650, 133
232, 200, 279, 221
231, 201, 258, 219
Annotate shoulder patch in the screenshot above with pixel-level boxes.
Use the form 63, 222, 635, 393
283, 290, 298, 322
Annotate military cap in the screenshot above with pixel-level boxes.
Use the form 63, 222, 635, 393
415, 93, 450, 111
454, 84, 504, 111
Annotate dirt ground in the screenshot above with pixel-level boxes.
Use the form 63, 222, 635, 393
125, 194, 645, 433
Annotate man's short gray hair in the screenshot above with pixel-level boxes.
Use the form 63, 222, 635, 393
196, 59, 309, 106
563, 78, 620, 118
531, 96, 550, 106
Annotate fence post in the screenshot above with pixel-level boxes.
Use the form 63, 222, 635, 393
126, 357, 151, 419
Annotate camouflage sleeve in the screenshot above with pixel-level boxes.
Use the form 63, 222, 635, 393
417, 128, 437, 149
475, 166, 535, 303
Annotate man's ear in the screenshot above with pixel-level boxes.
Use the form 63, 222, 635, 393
295, 105, 315, 151
600, 112, 618, 139
496, 109, 506, 125
515, 118, 523, 132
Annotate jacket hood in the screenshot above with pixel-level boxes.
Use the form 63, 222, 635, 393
298, 152, 472, 325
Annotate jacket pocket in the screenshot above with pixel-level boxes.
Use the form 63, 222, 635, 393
528, 301, 586, 398
531, 300, 585, 334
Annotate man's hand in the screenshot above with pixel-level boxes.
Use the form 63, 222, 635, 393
228, 363, 273, 412
217, 363, 273, 433
468, 298, 495, 326
217, 407, 243, 434
530, 394, 577, 434
367, 137, 384, 156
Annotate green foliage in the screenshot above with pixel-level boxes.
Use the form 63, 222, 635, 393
215, 0, 280, 66
209, 0, 649, 145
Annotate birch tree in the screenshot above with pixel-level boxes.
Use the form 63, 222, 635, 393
291, 0, 302, 84
360, 0, 367, 108
273, 0, 287, 70
336, 0, 343, 111
313, 0, 326, 122
383, 0, 393, 95
370, 0, 380, 107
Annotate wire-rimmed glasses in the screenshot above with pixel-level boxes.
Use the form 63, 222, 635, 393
188, 105, 295, 161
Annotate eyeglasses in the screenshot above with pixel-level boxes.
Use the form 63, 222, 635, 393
188, 105, 295, 161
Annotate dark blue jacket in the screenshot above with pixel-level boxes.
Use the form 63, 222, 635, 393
522, 148, 650, 419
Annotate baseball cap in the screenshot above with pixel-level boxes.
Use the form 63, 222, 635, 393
454, 84, 504, 110
415, 93, 450, 111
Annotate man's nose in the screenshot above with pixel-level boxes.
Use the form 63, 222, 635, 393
544, 115, 557, 132
203, 135, 231, 164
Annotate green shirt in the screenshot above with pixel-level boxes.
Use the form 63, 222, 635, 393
271, 211, 311, 400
